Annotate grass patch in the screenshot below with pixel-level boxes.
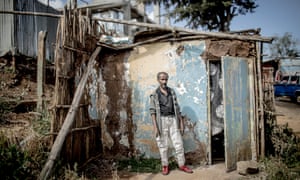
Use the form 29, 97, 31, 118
31, 110, 51, 135
264, 112, 300, 179
117, 154, 177, 173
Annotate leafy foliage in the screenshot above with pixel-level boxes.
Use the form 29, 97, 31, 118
261, 157, 299, 180
138, 0, 258, 31
271, 124, 300, 167
0, 133, 34, 180
269, 32, 299, 58
264, 112, 300, 179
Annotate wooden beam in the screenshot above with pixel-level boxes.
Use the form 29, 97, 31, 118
0, 10, 61, 18
92, 17, 274, 42
37, 31, 47, 112
39, 47, 102, 180
0, 10, 273, 42
123, 1, 131, 36
63, 45, 90, 54
257, 42, 265, 158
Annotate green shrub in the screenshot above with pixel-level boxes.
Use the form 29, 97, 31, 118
0, 134, 34, 179
263, 112, 300, 178
261, 157, 299, 180
271, 124, 300, 168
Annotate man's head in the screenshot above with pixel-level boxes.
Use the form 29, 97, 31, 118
157, 72, 169, 89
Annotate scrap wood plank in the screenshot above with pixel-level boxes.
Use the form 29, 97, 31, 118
39, 46, 102, 180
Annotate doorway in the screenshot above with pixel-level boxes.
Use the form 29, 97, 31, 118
209, 61, 225, 163
208, 57, 253, 170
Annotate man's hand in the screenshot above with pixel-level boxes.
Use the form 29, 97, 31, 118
154, 127, 160, 137
151, 114, 160, 137
180, 128, 184, 136
179, 115, 185, 136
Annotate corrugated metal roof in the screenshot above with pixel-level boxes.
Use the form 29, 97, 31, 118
280, 58, 300, 75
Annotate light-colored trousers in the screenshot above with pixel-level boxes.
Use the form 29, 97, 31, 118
156, 116, 185, 166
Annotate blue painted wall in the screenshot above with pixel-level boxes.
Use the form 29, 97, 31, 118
128, 41, 208, 158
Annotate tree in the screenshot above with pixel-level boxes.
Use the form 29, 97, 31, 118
138, 0, 258, 32
269, 32, 299, 58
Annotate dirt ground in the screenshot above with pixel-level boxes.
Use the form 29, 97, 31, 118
113, 163, 267, 180
275, 97, 300, 136
110, 98, 300, 180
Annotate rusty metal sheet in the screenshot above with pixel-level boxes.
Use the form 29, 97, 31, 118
222, 56, 251, 171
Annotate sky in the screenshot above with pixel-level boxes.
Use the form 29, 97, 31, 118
231, 0, 300, 44
42, 0, 300, 51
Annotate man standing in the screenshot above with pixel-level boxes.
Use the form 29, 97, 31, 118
149, 72, 193, 175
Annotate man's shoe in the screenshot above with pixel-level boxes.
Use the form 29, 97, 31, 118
162, 165, 169, 175
179, 165, 193, 173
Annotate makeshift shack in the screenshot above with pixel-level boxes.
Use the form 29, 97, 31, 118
39, 4, 273, 179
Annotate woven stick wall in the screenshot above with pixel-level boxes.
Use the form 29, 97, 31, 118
262, 67, 275, 112
52, 5, 101, 165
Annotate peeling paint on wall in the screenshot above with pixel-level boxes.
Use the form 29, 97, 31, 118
128, 41, 208, 160
83, 58, 115, 151
96, 51, 134, 156
81, 36, 259, 166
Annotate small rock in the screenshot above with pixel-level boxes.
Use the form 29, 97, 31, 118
237, 160, 259, 176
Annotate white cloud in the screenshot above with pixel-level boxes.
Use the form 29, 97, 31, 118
38, 0, 94, 9
38, 0, 65, 9
148, 10, 154, 21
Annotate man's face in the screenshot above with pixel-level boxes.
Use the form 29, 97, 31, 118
158, 74, 168, 88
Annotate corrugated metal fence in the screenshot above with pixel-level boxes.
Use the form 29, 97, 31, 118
0, 0, 59, 61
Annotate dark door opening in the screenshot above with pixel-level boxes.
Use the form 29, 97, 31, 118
209, 61, 225, 163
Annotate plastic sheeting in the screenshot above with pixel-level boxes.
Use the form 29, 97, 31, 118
209, 62, 224, 136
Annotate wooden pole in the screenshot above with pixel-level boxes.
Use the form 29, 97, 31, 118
123, 0, 131, 36
92, 17, 274, 43
256, 42, 265, 158
248, 59, 257, 161
253, 45, 260, 159
0, 10, 61, 18
37, 31, 47, 112
39, 47, 102, 180
0, 10, 273, 42
11, 47, 16, 73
